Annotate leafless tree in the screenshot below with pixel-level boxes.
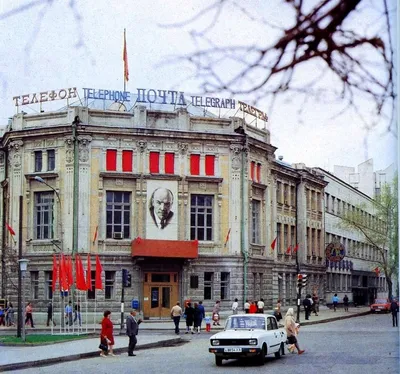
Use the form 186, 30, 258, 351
163, 0, 396, 133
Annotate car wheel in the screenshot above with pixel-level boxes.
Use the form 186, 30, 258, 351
275, 343, 284, 358
215, 356, 223, 366
257, 345, 266, 365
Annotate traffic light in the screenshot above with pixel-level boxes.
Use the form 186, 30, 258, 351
297, 274, 308, 288
122, 269, 131, 288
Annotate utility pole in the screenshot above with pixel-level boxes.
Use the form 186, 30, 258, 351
296, 250, 301, 323
17, 195, 23, 337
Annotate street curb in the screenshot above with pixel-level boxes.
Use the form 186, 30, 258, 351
0, 337, 183, 372
296, 311, 371, 326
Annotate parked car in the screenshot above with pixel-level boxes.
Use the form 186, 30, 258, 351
370, 298, 391, 313
208, 314, 287, 366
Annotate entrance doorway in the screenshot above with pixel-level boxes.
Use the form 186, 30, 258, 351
143, 272, 178, 319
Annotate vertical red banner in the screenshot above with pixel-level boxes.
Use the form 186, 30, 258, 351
106, 149, 117, 171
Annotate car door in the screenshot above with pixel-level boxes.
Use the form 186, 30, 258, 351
266, 316, 281, 353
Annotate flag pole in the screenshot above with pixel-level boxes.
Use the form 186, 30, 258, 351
123, 29, 126, 92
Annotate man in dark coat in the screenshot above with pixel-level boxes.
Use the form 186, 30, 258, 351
390, 299, 399, 327
184, 302, 195, 334
126, 309, 142, 356
303, 296, 311, 320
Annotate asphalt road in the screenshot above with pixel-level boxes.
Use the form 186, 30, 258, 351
17, 313, 399, 374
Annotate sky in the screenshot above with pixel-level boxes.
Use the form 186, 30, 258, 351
0, 0, 397, 172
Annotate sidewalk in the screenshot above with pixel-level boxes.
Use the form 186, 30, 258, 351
0, 306, 371, 372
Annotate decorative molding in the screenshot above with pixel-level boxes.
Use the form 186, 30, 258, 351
178, 142, 188, 155
136, 140, 147, 153
77, 135, 92, 163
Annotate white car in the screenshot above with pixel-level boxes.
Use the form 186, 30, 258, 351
209, 313, 287, 366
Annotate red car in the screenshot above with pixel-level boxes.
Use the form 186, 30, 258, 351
370, 298, 391, 313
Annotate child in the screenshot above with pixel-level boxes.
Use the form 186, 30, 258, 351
205, 315, 211, 332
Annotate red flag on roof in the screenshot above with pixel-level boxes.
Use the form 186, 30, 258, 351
86, 254, 92, 291
95, 255, 103, 290
270, 237, 277, 250
6, 223, 15, 236
293, 244, 299, 253
52, 255, 58, 292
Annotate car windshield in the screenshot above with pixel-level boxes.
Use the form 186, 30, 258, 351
226, 316, 266, 330
374, 299, 387, 304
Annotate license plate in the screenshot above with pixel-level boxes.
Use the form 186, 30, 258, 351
224, 348, 242, 353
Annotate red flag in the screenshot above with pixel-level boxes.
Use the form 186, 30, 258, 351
6, 223, 15, 236
374, 267, 380, 276
52, 255, 58, 292
224, 228, 231, 247
293, 244, 299, 253
95, 255, 103, 290
123, 29, 129, 82
60, 254, 69, 291
93, 226, 98, 244
75, 254, 87, 291
270, 237, 277, 250
86, 254, 92, 291
286, 245, 292, 255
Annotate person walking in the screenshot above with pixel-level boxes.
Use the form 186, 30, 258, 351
231, 298, 239, 315
46, 302, 56, 327
284, 308, 305, 355
244, 300, 250, 314
184, 302, 195, 334
257, 298, 265, 314
390, 299, 399, 327
6, 303, 15, 326
332, 294, 339, 312
65, 301, 73, 326
343, 295, 349, 312
198, 301, 205, 330
25, 302, 34, 328
274, 299, 282, 321
100, 310, 115, 357
0, 306, 5, 326
312, 293, 319, 316
303, 296, 311, 320
170, 301, 182, 335
74, 302, 82, 326
126, 309, 142, 356
193, 303, 203, 334
212, 300, 221, 326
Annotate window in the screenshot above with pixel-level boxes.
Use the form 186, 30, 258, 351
250, 161, 255, 181
47, 150, 55, 171
256, 163, 261, 183
106, 149, 117, 171
190, 195, 213, 241
106, 191, 131, 239
291, 186, 296, 207
276, 223, 281, 252
34, 151, 42, 172
205, 155, 215, 176
190, 275, 199, 289
190, 154, 200, 175
122, 150, 133, 172
165, 152, 175, 174
251, 200, 261, 244
105, 271, 115, 300
31, 271, 39, 299
325, 193, 330, 211
149, 152, 160, 173
204, 272, 213, 300
284, 225, 288, 251
284, 184, 288, 204
34, 192, 54, 239
221, 272, 230, 300
45, 271, 53, 300
276, 182, 281, 203
87, 271, 96, 299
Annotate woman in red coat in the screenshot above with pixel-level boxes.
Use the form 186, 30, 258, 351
100, 310, 115, 357
249, 301, 258, 314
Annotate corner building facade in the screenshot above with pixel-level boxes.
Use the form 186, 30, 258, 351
0, 104, 326, 318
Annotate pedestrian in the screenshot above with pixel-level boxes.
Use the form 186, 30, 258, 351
312, 293, 319, 316
4, 304, 9, 326
284, 308, 305, 355
25, 302, 34, 328
212, 300, 221, 326
126, 309, 142, 356
390, 299, 399, 327
257, 298, 265, 314
244, 300, 250, 314
0, 306, 5, 326
184, 302, 195, 334
307, 294, 314, 316
343, 295, 349, 312
205, 315, 212, 332
170, 301, 182, 335
249, 301, 258, 314
65, 301, 73, 326
100, 310, 116, 357
231, 298, 239, 315
198, 301, 205, 330
6, 303, 15, 326
74, 301, 82, 326
302, 296, 311, 320
193, 302, 203, 333
274, 299, 282, 321
332, 294, 339, 312
46, 302, 56, 327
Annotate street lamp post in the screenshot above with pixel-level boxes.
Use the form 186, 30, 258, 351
18, 259, 29, 342
34, 176, 64, 328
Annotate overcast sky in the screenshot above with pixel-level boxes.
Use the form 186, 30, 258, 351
0, 0, 397, 172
